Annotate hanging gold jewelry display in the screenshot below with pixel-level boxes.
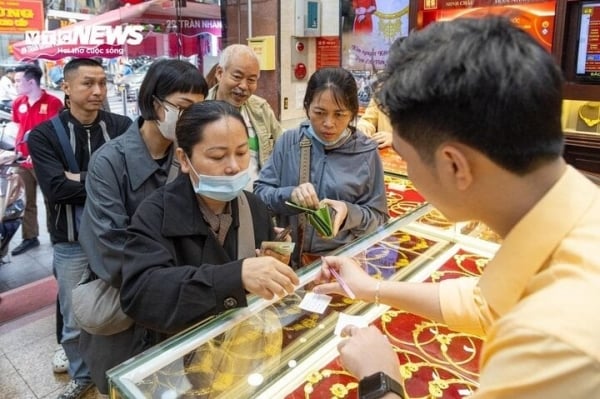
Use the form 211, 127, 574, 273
374, 7, 409, 43
577, 102, 600, 133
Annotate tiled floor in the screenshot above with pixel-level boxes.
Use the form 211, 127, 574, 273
0, 189, 104, 398
0, 307, 104, 398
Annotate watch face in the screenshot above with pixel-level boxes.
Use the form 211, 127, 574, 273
359, 372, 404, 399
359, 372, 385, 398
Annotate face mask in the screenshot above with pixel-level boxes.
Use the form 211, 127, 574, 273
156, 101, 180, 141
187, 157, 250, 202
307, 125, 351, 148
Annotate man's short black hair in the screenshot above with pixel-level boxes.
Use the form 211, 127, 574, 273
15, 64, 43, 86
63, 58, 104, 82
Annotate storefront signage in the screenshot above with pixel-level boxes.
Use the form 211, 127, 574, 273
418, 0, 556, 52
0, 0, 44, 34
423, 0, 552, 7
164, 18, 222, 36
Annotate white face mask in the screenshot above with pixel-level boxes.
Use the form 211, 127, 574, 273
156, 99, 180, 141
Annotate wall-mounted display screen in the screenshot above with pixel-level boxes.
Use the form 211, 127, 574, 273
576, 1, 600, 82
417, 0, 557, 53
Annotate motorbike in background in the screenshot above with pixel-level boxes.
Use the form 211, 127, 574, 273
0, 100, 11, 123
0, 149, 25, 264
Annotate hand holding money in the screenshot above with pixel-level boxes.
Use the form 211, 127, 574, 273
260, 241, 295, 265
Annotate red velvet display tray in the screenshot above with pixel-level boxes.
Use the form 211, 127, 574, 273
384, 174, 426, 218
286, 249, 489, 399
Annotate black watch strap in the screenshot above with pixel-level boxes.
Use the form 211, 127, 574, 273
358, 371, 404, 399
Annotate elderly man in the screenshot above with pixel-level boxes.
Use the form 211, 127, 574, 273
208, 44, 282, 187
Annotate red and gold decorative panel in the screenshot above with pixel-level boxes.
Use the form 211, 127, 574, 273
286, 250, 490, 399
385, 174, 427, 218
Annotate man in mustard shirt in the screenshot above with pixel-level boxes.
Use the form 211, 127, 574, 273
313, 16, 600, 399
357, 98, 394, 148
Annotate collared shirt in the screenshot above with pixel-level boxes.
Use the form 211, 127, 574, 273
12, 90, 63, 168
240, 106, 260, 190
439, 166, 600, 398
197, 197, 232, 246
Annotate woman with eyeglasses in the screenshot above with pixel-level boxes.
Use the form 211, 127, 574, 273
254, 67, 389, 267
78, 58, 208, 394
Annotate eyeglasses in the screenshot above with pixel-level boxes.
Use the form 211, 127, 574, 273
154, 96, 184, 117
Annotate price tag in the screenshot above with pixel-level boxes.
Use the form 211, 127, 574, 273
299, 292, 332, 314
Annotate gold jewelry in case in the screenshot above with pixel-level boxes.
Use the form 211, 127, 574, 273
578, 102, 600, 127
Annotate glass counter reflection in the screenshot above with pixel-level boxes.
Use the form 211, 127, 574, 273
108, 179, 501, 399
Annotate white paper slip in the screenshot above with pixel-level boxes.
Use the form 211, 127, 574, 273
299, 292, 332, 314
334, 313, 369, 336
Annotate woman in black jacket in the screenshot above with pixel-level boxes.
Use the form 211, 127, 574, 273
120, 101, 299, 340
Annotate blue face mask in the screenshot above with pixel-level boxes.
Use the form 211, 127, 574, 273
187, 157, 250, 202
306, 125, 351, 148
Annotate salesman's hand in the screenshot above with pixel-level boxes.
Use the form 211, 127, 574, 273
338, 325, 402, 381
242, 257, 299, 300
313, 256, 375, 301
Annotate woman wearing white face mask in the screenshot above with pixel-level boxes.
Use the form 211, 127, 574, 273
120, 100, 299, 342
77, 59, 208, 394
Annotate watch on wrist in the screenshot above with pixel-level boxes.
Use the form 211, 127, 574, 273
358, 371, 404, 399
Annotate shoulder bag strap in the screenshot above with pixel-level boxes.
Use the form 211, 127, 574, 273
237, 192, 256, 259
297, 135, 312, 264
50, 116, 79, 173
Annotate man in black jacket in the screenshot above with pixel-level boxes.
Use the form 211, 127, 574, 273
28, 58, 131, 399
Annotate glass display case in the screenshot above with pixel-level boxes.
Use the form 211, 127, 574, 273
107, 193, 500, 399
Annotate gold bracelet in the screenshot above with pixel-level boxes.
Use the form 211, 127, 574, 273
374, 280, 381, 306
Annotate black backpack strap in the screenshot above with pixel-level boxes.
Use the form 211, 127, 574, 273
50, 116, 79, 173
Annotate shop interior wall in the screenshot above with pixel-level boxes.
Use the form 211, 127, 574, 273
279, 0, 340, 129
223, 0, 280, 119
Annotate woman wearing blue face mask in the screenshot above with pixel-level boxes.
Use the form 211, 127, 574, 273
254, 67, 389, 267
120, 100, 299, 340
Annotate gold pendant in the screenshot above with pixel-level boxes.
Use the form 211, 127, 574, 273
578, 103, 600, 127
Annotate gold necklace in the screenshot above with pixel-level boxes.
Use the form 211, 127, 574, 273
578, 103, 600, 127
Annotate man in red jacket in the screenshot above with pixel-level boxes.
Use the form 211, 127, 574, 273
11, 64, 63, 255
